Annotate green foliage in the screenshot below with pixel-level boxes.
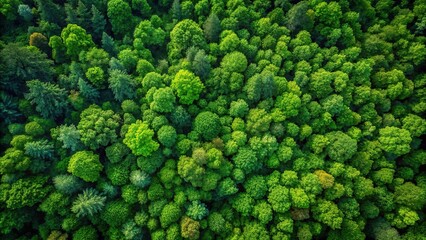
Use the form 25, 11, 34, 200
123, 120, 159, 157
186, 200, 209, 220
53, 174, 83, 195
77, 105, 121, 150
25, 80, 68, 119
101, 200, 131, 227
71, 188, 106, 217
2, 1, 426, 239
56, 124, 82, 152
68, 151, 103, 182
0, 148, 30, 174
24, 140, 54, 159
0, 44, 54, 95
194, 111, 221, 141
268, 185, 291, 213
5, 176, 49, 209
108, 70, 137, 101
107, 0, 134, 38
73, 226, 98, 240
169, 19, 206, 61
171, 70, 205, 105
158, 125, 177, 148
160, 203, 182, 228
151, 87, 176, 113
60, 24, 95, 59
379, 127, 412, 156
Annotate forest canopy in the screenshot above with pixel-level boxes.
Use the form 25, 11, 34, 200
0, 0, 426, 239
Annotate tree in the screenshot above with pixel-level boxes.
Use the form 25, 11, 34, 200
171, 70, 204, 105
181, 216, 200, 240
186, 201, 209, 220
231, 193, 254, 217
221, 51, 248, 73
267, 185, 291, 213
309, 69, 334, 99
325, 131, 358, 162
402, 114, 426, 137
193, 50, 211, 79
150, 87, 176, 113
0, 44, 54, 95
130, 170, 151, 188
0, 148, 30, 174
25, 80, 68, 119
312, 200, 343, 230
102, 32, 118, 56
123, 120, 159, 157
177, 156, 205, 187
158, 125, 177, 148
101, 200, 131, 227
68, 151, 103, 182
244, 175, 267, 199
229, 99, 249, 117
108, 70, 137, 101
53, 174, 83, 195
29, 32, 49, 53
394, 182, 426, 210
24, 140, 54, 159
169, 19, 206, 61
77, 105, 121, 150
107, 0, 134, 38
17, 4, 32, 21
60, 24, 95, 60
233, 147, 260, 175
56, 125, 82, 151
160, 203, 182, 228
5, 176, 49, 209
133, 20, 166, 49
194, 111, 221, 140
378, 127, 412, 156
34, 0, 64, 26
91, 5, 106, 41
71, 188, 106, 217
73, 226, 98, 240
203, 13, 221, 42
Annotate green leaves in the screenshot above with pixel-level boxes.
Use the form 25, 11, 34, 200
60, 24, 94, 59
123, 120, 159, 157
77, 105, 121, 150
171, 70, 205, 105
378, 127, 412, 156
25, 80, 68, 119
68, 151, 103, 182
71, 188, 106, 217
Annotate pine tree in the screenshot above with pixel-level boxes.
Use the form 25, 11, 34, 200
65, 4, 78, 24
25, 80, 68, 119
78, 78, 99, 102
203, 13, 221, 42
24, 140, 54, 159
53, 174, 83, 195
71, 188, 106, 217
108, 70, 137, 102
171, 0, 181, 20
91, 5, 106, 42
102, 32, 117, 56
76, 0, 91, 30
34, 0, 64, 26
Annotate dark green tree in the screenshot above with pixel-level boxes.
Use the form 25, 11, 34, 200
25, 80, 68, 119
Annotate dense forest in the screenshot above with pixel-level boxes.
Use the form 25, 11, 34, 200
0, 0, 426, 239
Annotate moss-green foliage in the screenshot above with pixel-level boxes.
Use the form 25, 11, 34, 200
1, 0, 426, 239
123, 120, 159, 157
67, 151, 103, 182
77, 105, 121, 150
